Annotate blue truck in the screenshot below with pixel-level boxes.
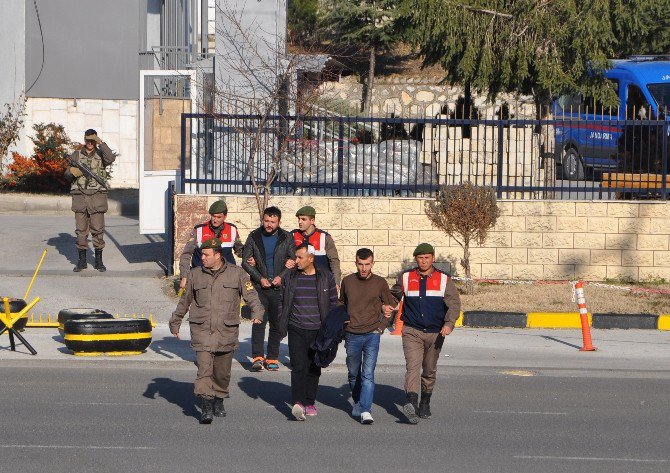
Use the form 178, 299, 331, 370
552, 57, 670, 180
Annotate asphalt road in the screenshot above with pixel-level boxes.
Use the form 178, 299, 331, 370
2, 361, 669, 473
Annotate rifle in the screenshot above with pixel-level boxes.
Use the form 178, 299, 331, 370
68, 156, 109, 191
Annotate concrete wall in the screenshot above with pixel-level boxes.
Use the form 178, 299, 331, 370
22, 97, 139, 188
174, 195, 670, 282
25, 0, 143, 100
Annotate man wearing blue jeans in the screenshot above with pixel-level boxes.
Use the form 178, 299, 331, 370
339, 248, 396, 424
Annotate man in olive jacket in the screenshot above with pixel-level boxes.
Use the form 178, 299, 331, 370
170, 238, 264, 424
242, 206, 296, 372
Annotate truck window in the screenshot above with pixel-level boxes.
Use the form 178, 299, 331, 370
627, 84, 651, 119
648, 83, 670, 117
583, 79, 619, 117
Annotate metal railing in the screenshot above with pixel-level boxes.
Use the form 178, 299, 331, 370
179, 113, 669, 200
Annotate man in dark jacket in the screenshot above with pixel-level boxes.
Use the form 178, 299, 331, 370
64, 129, 116, 273
391, 243, 461, 424
242, 206, 296, 371
278, 244, 338, 420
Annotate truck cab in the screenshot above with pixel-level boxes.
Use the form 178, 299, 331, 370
552, 57, 670, 180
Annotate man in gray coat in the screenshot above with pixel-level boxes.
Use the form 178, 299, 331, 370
170, 238, 264, 424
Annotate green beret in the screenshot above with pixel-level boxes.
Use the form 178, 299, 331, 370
295, 205, 316, 217
200, 238, 222, 250
208, 200, 228, 215
413, 243, 435, 256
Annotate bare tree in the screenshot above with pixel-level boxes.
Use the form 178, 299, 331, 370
425, 182, 500, 294
0, 96, 26, 176
208, 1, 345, 221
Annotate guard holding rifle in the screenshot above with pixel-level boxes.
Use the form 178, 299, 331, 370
64, 129, 115, 273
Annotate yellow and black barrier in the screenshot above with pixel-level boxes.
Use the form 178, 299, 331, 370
26, 313, 157, 329
63, 317, 152, 356
1, 296, 41, 355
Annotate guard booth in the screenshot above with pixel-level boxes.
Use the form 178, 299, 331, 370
139, 70, 196, 235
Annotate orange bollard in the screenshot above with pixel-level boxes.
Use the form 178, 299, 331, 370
390, 301, 404, 335
574, 281, 596, 351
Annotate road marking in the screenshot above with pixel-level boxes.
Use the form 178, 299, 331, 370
476, 410, 567, 415
56, 401, 152, 406
514, 455, 666, 463
498, 369, 536, 377
0, 445, 157, 450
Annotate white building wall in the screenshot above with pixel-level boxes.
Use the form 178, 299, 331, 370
23, 98, 139, 188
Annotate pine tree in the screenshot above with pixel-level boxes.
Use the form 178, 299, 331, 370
398, 0, 670, 107
320, 0, 402, 113
288, 0, 319, 43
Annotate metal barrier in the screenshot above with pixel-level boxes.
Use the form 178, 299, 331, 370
179, 113, 669, 200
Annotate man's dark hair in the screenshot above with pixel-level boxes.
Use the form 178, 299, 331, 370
296, 242, 311, 254
84, 128, 97, 136
263, 206, 282, 219
356, 248, 374, 261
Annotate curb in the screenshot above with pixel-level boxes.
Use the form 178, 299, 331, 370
0, 190, 138, 216
455, 311, 670, 331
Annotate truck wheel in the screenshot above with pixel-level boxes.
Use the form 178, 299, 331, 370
63, 318, 152, 355
562, 148, 585, 180
57, 308, 112, 336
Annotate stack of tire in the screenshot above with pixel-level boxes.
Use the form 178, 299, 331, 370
0, 297, 28, 331
60, 308, 152, 356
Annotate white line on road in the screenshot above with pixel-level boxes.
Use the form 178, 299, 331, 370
475, 410, 568, 415
0, 445, 157, 450
514, 455, 666, 463
56, 401, 153, 406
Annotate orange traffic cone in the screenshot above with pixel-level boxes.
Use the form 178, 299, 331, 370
574, 281, 596, 351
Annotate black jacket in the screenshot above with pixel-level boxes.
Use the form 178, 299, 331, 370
278, 266, 337, 338
242, 227, 295, 286
311, 305, 349, 368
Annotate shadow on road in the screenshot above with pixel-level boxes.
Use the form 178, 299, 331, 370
149, 336, 195, 361
46, 232, 79, 265
143, 377, 199, 419
237, 377, 293, 419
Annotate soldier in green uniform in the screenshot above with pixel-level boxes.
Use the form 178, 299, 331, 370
64, 129, 116, 272
170, 238, 264, 424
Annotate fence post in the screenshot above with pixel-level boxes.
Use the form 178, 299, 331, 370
337, 116, 345, 196
496, 120, 504, 198
167, 181, 175, 277
662, 120, 668, 201
180, 113, 187, 193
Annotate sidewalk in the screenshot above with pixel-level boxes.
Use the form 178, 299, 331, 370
0, 189, 138, 216
3, 323, 670, 374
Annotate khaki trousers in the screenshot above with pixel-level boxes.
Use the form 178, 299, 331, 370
72, 193, 108, 250
194, 350, 234, 399
401, 325, 443, 394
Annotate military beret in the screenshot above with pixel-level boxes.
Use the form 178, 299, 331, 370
200, 238, 222, 250
295, 205, 316, 217
209, 200, 228, 215
413, 243, 435, 256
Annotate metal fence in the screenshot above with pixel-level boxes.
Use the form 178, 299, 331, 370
179, 113, 669, 200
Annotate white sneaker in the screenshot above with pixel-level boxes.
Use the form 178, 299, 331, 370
360, 412, 374, 424
292, 403, 306, 421
351, 402, 361, 417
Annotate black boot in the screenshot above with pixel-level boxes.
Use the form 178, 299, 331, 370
418, 391, 432, 419
73, 249, 87, 272
94, 249, 106, 272
213, 397, 226, 417
403, 392, 420, 424
200, 397, 214, 424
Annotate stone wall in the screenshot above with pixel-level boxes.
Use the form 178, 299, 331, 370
146, 98, 191, 171
317, 76, 536, 118
22, 97, 139, 187
174, 195, 670, 282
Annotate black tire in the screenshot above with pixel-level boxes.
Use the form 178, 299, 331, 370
63, 318, 152, 354
562, 147, 585, 180
0, 297, 28, 331
57, 308, 111, 335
